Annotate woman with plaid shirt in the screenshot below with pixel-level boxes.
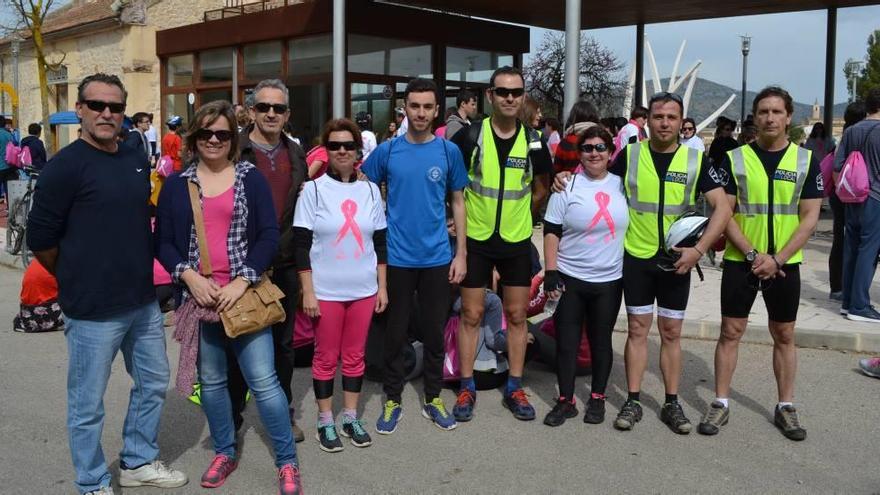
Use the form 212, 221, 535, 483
155, 101, 303, 495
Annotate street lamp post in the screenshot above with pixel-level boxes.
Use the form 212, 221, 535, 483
846, 60, 865, 102
740, 35, 751, 126
11, 37, 20, 128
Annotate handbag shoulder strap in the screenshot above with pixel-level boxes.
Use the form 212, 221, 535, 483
187, 180, 213, 277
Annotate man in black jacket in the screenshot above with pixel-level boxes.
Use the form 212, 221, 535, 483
229, 79, 308, 442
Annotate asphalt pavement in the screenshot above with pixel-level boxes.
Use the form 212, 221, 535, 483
0, 263, 878, 494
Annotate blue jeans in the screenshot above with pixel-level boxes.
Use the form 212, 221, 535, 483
65, 302, 169, 495
198, 322, 296, 467
842, 197, 880, 312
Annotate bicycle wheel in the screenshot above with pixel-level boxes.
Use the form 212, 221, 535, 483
5, 198, 26, 255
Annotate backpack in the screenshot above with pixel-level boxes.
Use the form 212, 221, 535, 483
18, 144, 31, 167
836, 123, 880, 203
5, 141, 21, 167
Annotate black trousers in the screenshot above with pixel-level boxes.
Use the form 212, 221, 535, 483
830, 193, 845, 293
553, 274, 622, 399
228, 265, 299, 429
383, 265, 450, 403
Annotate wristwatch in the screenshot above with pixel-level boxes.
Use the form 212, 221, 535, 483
745, 249, 758, 263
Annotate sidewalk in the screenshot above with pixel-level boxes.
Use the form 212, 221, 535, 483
530, 213, 880, 353
0, 226, 24, 270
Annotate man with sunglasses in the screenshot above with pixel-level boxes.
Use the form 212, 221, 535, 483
554, 91, 734, 434
699, 87, 823, 441
232, 78, 309, 443
680, 117, 705, 152
450, 66, 552, 422
28, 73, 188, 494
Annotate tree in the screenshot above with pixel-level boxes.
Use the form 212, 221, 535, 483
524, 31, 627, 122
845, 29, 880, 102
3, 0, 64, 154
788, 125, 805, 145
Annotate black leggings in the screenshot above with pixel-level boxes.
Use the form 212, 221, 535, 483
383, 265, 450, 403
829, 193, 845, 293
553, 274, 622, 399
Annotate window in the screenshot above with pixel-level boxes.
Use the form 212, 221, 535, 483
348, 35, 431, 78
244, 42, 282, 81
165, 93, 194, 128
166, 55, 193, 87
446, 47, 513, 84
200, 89, 233, 106
199, 48, 234, 83
288, 35, 331, 81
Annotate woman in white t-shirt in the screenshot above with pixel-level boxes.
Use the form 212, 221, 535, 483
542, 126, 629, 427
293, 118, 388, 453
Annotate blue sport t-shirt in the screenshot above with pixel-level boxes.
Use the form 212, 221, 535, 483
361, 136, 470, 268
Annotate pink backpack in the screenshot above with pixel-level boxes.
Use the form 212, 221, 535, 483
18, 145, 31, 167
836, 124, 879, 203
5, 141, 21, 167
156, 155, 174, 177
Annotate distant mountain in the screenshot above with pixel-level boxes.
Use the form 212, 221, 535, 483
645, 77, 846, 126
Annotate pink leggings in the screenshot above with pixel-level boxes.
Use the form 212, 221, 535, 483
312, 295, 376, 381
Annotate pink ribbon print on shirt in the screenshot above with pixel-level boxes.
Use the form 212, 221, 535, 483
335, 199, 365, 259
586, 191, 616, 244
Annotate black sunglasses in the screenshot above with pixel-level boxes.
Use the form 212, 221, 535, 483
81, 99, 126, 114
194, 128, 234, 142
579, 143, 609, 153
649, 91, 684, 105
326, 140, 358, 151
253, 102, 289, 114
682, 126, 695, 131
491, 87, 525, 98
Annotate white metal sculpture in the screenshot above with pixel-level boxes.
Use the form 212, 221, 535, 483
623, 39, 737, 133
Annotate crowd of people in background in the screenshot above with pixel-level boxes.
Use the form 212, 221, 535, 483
6, 62, 880, 495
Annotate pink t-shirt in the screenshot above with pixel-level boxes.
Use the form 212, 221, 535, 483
306, 146, 329, 178
202, 187, 234, 287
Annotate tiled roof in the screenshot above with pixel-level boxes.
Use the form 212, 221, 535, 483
40, 0, 117, 36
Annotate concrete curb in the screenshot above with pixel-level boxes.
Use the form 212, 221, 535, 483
0, 250, 24, 271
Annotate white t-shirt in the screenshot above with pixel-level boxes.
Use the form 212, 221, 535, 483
361, 130, 378, 161
293, 174, 387, 301
544, 172, 629, 282
681, 135, 705, 152
145, 124, 157, 143
618, 123, 642, 146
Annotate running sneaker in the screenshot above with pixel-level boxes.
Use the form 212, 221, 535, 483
453, 389, 476, 422
613, 399, 643, 430
846, 306, 880, 323
278, 463, 303, 495
341, 418, 373, 447
422, 397, 457, 430
85, 487, 114, 495
376, 400, 403, 435
502, 389, 536, 421
200, 454, 238, 488
316, 423, 344, 452
859, 357, 880, 378
698, 401, 730, 436
774, 404, 806, 441
120, 460, 188, 488
661, 401, 693, 434
543, 398, 577, 427
583, 397, 606, 424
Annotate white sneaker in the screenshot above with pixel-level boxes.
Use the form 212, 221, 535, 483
85, 487, 114, 495
119, 460, 188, 488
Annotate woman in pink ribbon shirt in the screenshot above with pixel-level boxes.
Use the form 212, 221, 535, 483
542, 126, 629, 427
293, 118, 388, 453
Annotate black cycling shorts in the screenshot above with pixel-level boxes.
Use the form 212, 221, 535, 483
460, 237, 532, 288
720, 261, 800, 323
622, 252, 691, 317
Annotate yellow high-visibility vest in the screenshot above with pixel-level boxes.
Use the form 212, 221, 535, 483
623, 141, 702, 259
724, 143, 810, 263
465, 118, 540, 242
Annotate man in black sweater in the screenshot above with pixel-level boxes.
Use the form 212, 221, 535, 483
27, 73, 187, 495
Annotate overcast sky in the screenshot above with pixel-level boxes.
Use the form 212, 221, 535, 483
528, 5, 880, 106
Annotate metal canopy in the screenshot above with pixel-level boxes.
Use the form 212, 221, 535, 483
396, 0, 880, 29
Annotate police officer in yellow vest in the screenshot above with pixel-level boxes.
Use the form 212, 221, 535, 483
699, 87, 823, 441
555, 92, 734, 434
449, 66, 553, 422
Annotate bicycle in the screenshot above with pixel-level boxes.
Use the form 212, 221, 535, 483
5, 166, 39, 268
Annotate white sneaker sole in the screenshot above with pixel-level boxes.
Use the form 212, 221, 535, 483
119, 476, 188, 488
845, 313, 880, 323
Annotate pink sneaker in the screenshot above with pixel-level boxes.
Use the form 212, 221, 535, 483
278, 463, 303, 495
200, 454, 238, 488
859, 357, 880, 378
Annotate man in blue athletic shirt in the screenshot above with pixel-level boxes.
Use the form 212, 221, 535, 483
361, 78, 469, 433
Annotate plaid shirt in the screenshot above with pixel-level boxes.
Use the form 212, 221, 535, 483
172, 161, 260, 291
